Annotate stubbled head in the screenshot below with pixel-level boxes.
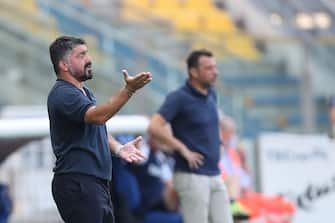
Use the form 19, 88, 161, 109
220, 115, 237, 145
186, 49, 218, 88
49, 36, 93, 81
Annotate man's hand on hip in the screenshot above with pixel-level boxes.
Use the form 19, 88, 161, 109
180, 146, 204, 169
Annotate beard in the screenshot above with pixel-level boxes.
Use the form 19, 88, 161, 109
80, 65, 93, 81
200, 78, 215, 89
70, 63, 93, 82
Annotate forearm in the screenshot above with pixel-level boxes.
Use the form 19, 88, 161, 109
85, 87, 132, 124
148, 123, 187, 154
108, 135, 123, 155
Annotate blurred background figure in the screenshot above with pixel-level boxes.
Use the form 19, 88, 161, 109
111, 133, 182, 223
219, 115, 252, 200
219, 115, 296, 223
0, 183, 12, 223
128, 133, 182, 223
328, 96, 335, 139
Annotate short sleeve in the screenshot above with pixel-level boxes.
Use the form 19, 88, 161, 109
158, 92, 182, 122
51, 85, 94, 123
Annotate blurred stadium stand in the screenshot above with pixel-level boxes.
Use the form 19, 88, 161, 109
0, 0, 333, 138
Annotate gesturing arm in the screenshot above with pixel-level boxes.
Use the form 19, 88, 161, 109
108, 134, 145, 163
85, 70, 152, 124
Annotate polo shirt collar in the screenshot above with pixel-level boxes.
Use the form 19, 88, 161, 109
185, 80, 210, 98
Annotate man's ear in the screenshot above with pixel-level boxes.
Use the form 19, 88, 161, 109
189, 67, 198, 79
58, 60, 69, 73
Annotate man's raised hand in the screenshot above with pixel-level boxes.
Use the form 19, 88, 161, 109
122, 69, 152, 93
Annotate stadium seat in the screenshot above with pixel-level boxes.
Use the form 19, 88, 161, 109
173, 11, 204, 32
204, 12, 236, 33
223, 35, 259, 60
184, 0, 214, 11
124, 0, 150, 9
121, 0, 260, 61
21, 0, 39, 14
151, 0, 182, 10
0, 0, 59, 41
122, 0, 151, 22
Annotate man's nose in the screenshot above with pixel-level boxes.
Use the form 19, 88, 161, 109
214, 68, 219, 75
86, 54, 92, 63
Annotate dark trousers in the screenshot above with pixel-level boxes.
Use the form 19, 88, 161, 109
52, 173, 114, 223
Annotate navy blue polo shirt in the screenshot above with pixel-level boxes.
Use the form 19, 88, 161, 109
128, 149, 166, 214
47, 79, 112, 180
158, 81, 221, 176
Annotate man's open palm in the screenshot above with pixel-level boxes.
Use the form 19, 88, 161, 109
119, 136, 146, 163
122, 69, 152, 92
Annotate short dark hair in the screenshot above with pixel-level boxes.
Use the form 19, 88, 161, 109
49, 36, 86, 75
186, 49, 213, 71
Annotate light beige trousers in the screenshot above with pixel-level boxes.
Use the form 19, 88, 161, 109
174, 172, 233, 223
